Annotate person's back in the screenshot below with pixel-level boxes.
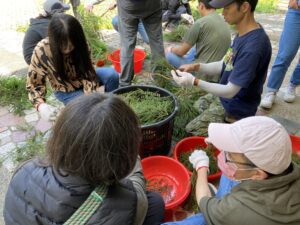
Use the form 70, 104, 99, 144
23, 17, 50, 65
4, 159, 140, 225
4, 93, 164, 225
22, 0, 70, 65
189, 12, 230, 63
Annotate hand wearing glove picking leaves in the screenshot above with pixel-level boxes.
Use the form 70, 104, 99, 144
171, 70, 196, 87
189, 150, 210, 172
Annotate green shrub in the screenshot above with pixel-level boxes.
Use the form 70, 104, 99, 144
256, 0, 278, 13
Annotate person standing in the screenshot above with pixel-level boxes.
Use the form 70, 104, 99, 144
171, 0, 271, 122
117, 0, 165, 87
84, 0, 150, 44
260, 0, 300, 109
165, 0, 231, 82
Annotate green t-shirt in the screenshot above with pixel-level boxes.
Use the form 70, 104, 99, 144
184, 12, 231, 63
200, 163, 300, 225
184, 12, 231, 82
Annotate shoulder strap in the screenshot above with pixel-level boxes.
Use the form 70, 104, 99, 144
64, 185, 108, 225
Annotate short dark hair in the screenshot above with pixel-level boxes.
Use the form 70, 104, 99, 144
198, 0, 214, 9
46, 93, 141, 185
235, 0, 258, 12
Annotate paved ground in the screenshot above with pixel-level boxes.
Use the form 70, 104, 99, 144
0, 0, 299, 223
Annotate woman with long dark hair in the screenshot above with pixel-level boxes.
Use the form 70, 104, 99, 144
4, 93, 165, 225
26, 13, 119, 121
22, 0, 70, 65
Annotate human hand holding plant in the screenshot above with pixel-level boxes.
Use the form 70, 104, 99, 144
171, 70, 195, 87
179, 63, 200, 72
189, 150, 209, 172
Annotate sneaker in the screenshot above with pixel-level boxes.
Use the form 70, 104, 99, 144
284, 84, 296, 103
260, 92, 276, 109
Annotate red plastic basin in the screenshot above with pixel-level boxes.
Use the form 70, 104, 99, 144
107, 48, 146, 74
141, 156, 191, 212
173, 136, 222, 182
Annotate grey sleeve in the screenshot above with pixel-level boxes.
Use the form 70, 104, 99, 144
126, 157, 148, 225
199, 196, 240, 225
22, 29, 43, 65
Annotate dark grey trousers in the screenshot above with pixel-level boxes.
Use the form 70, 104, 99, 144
117, 0, 165, 86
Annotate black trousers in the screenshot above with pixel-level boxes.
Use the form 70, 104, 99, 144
143, 191, 165, 225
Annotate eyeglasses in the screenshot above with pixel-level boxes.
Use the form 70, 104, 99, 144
224, 152, 256, 167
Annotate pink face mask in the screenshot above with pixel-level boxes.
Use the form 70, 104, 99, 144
217, 151, 238, 180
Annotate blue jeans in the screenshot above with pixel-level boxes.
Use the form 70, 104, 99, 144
112, 15, 149, 44
54, 67, 119, 105
166, 46, 196, 69
162, 175, 239, 225
267, 8, 300, 92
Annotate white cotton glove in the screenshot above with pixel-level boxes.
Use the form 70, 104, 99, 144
181, 13, 194, 25
84, 3, 94, 12
189, 150, 209, 171
171, 70, 195, 87
38, 103, 58, 122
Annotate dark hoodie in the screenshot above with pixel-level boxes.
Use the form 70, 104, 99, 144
200, 163, 300, 225
22, 17, 49, 65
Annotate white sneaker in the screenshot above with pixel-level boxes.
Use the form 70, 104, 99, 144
260, 92, 276, 109
284, 84, 296, 103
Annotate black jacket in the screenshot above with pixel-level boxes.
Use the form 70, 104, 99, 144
4, 159, 148, 225
161, 0, 191, 20
22, 18, 49, 65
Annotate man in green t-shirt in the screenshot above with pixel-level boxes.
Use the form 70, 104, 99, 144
165, 0, 231, 82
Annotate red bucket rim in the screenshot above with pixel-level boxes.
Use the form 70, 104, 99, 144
107, 48, 146, 64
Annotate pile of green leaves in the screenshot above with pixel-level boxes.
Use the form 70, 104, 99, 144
164, 24, 188, 42
77, 5, 108, 61
0, 76, 33, 115
120, 89, 173, 125
0, 76, 53, 115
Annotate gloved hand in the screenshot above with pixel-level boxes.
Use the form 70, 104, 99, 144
189, 150, 209, 171
181, 13, 194, 25
84, 3, 94, 12
171, 70, 195, 87
38, 103, 58, 122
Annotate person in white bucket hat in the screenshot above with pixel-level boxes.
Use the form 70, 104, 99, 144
163, 116, 300, 225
